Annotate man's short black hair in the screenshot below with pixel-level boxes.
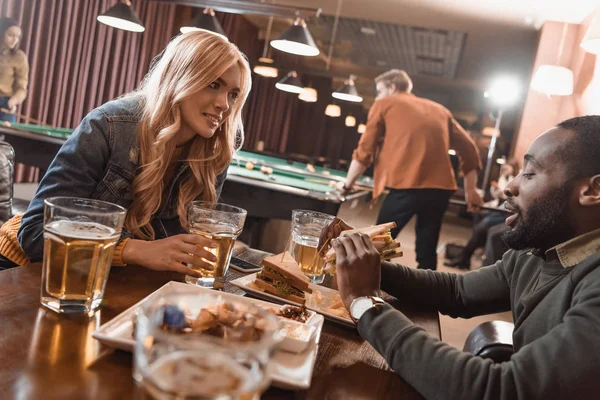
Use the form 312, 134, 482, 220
556, 115, 600, 179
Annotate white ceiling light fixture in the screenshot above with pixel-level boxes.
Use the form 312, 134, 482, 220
332, 75, 363, 103
345, 115, 356, 127
581, 16, 600, 54
97, 0, 145, 32
276, 71, 303, 93
325, 104, 341, 117
357, 123, 366, 134
531, 22, 574, 96
271, 17, 320, 57
530, 65, 573, 96
299, 87, 318, 102
253, 16, 278, 78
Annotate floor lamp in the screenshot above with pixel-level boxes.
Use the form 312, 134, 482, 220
481, 76, 520, 191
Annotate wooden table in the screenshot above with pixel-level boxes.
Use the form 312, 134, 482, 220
0, 264, 440, 399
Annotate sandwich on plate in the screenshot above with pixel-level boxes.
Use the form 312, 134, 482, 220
253, 253, 313, 305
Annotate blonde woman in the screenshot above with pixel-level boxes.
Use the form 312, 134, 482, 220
0, 31, 252, 272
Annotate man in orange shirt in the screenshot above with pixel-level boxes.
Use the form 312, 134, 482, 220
339, 69, 483, 270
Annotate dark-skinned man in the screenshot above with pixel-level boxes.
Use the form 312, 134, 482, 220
325, 115, 600, 399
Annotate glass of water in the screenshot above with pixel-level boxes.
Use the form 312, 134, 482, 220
133, 292, 283, 400
290, 210, 335, 284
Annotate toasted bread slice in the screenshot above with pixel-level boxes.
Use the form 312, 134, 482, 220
339, 222, 397, 238
261, 252, 312, 293
325, 222, 398, 259
253, 278, 307, 305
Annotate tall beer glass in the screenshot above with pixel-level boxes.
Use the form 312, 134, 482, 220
186, 201, 247, 288
290, 210, 335, 284
41, 197, 125, 314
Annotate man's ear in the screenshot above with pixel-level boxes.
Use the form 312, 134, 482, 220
579, 175, 600, 206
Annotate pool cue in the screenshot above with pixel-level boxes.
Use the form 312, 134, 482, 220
0, 108, 51, 127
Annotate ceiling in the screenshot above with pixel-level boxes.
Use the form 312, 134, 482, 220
310, 16, 468, 79
241, 0, 596, 128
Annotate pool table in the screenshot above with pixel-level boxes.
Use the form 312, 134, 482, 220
0, 122, 371, 229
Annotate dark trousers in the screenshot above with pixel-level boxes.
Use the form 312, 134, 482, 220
459, 211, 506, 264
0, 97, 16, 123
377, 188, 454, 270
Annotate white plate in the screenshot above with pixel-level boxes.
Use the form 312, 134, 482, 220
92, 281, 324, 390
230, 273, 355, 327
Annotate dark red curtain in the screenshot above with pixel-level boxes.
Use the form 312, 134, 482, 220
1, 0, 179, 182
2, 0, 366, 183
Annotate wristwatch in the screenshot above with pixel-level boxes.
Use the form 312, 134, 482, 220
349, 295, 385, 323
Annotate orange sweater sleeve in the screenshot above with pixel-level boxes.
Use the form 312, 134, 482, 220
0, 214, 29, 265
0, 214, 129, 267
353, 100, 386, 167
449, 118, 482, 175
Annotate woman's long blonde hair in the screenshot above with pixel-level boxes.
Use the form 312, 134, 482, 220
125, 31, 251, 239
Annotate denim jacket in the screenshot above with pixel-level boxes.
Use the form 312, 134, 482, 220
18, 96, 227, 262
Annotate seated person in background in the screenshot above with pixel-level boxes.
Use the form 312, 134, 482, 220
325, 115, 600, 399
482, 222, 510, 266
0, 31, 251, 272
445, 159, 519, 269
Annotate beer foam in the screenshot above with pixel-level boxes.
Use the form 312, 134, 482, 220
45, 220, 117, 240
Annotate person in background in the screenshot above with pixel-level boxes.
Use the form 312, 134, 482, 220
0, 31, 252, 272
337, 69, 483, 270
444, 158, 519, 269
325, 115, 600, 399
0, 18, 28, 125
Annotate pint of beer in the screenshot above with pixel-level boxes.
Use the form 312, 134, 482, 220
290, 210, 335, 285
41, 197, 125, 314
185, 202, 247, 288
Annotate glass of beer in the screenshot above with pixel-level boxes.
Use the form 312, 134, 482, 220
185, 201, 247, 288
41, 197, 126, 315
133, 292, 283, 400
290, 210, 335, 284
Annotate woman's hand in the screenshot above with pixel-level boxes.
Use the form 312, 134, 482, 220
122, 234, 219, 276
7, 97, 18, 113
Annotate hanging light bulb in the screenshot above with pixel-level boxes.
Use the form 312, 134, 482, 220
299, 87, 318, 102
332, 75, 363, 102
357, 123, 366, 134
531, 22, 573, 96
325, 104, 341, 117
581, 17, 600, 54
253, 17, 279, 78
254, 59, 278, 78
97, 0, 145, 32
180, 8, 226, 38
345, 115, 356, 127
271, 17, 319, 57
276, 71, 304, 93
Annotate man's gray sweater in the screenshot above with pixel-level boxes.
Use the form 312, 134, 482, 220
358, 249, 600, 399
